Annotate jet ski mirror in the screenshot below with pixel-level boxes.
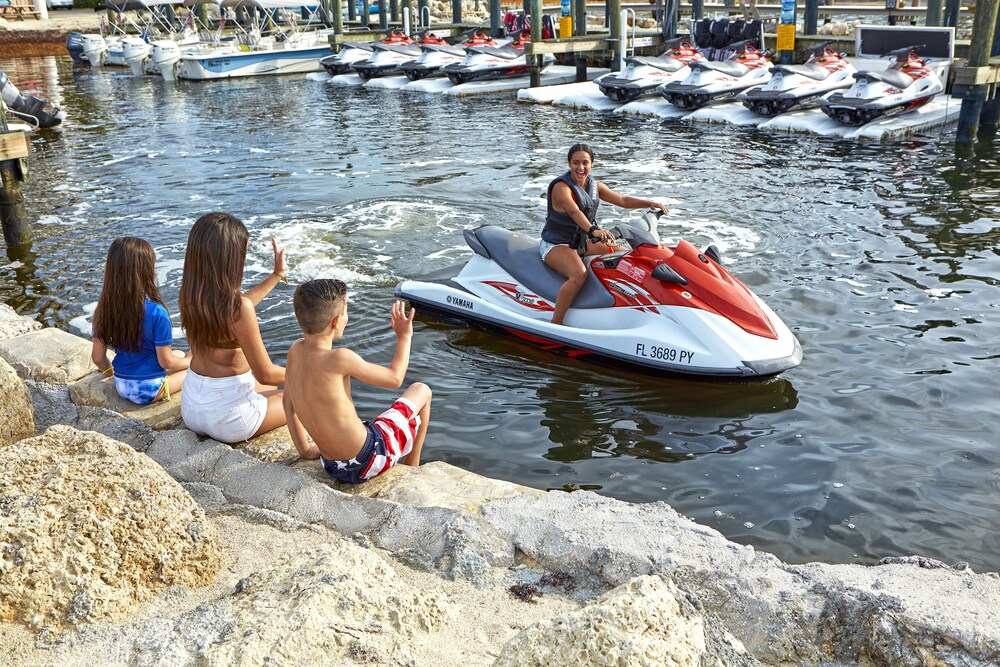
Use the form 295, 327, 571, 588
651, 263, 688, 285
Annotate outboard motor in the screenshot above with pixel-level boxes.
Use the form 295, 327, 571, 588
66, 32, 89, 66
80, 34, 109, 67
122, 36, 151, 77
0, 72, 65, 129
151, 40, 183, 81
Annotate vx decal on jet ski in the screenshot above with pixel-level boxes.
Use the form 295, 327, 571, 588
484, 281, 554, 311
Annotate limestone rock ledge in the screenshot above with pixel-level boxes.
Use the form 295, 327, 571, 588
0, 426, 221, 634
0, 355, 33, 446
495, 575, 760, 667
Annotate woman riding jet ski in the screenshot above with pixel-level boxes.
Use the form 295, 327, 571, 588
400, 30, 505, 81
442, 28, 554, 85
394, 213, 801, 377
321, 29, 412, 76
740, 43, 856, 116
352, 31, 421, 80
595, 38, 705, 104
660, 41, 771, 110
820, 45, 944, 126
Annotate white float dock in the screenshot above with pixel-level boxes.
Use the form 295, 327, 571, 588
315, 66, 610, 96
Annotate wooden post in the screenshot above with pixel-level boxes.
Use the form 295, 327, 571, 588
530, 0, 543, 86
956, 0, 1000, 143
361, 0, 371, 28
0, 125, 31, 247
452, 0, 461, 23
390, 0, 398, 22
924, 0, 942, 25
332, 0, 343, 33
609, 0, 621, 70
944, 0, 960, 27
418, 0, 429, 27
378, 0, 388, 29
574, 0, 588, 82
804, 0, 818, 35
490, 0, 501, 36
691, 0, 703, 20
348, 0, 356, 22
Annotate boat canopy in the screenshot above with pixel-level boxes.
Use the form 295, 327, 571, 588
219, 0, 319, 9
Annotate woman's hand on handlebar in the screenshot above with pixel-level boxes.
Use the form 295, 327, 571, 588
649, 201, 669, 216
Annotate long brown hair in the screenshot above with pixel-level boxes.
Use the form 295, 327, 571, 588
92, 237, 165, 353
179, 212, 249, 350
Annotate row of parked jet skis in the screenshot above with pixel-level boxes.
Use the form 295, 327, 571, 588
324, 23, 945, 126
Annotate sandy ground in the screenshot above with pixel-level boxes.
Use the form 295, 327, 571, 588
0, 7, 102, 32
0, 508, 580, 667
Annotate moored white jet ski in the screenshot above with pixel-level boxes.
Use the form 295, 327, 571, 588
442, 29, 553, 85
595, 38, 705, 104
660, 41, 771, 110
322, 29, 413, 75
741, 43, 856, 116
399, 30, 503, 81
353, 31, 426, 80
395, 213, 801, 377
820, 45, 944, 126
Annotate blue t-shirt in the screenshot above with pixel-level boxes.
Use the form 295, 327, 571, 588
110, 300, 173, 381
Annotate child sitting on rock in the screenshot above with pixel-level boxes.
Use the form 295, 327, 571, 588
91, 237, 190, 404
283, 279, 430, 483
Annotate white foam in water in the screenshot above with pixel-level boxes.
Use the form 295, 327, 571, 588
34, 215, 63, 226
306, 72, 331, 82
927, 288, 956, 299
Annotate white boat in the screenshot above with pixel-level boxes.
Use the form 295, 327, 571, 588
151, 0, 239, 80
77, 0, 188, 70
174, 0, 333, 80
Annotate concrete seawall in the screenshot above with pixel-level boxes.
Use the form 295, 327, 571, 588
1, 302, 997, 666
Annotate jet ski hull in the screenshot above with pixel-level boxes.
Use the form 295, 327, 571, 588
396, 255, 801, 378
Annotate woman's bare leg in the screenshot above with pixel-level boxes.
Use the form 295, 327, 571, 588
544, 246, 587, 326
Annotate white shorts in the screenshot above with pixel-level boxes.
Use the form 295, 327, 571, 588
539, 239, 570, 262
180, 369, 267, 444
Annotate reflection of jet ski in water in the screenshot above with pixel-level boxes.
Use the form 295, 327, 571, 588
660, 41, 771, 110
821, 45, 945, 126
741, 43, 856, 116
321, 29, 412, 76
395, 213, 802, 377
0, 72, 65, 129
595, 38, 705, 104
400, 30, 505, 81
442, 28, 554, 85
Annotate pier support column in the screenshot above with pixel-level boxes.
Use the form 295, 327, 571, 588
0, 117, 30, 247
332, 0, 343, 34
490, 0, 501, 36
361, 0, 371, 28
574, 0, 588, 82
530, 0, 543, 86
609, 0, 622, 70
925, 0, 941, 25
804, 0, 818, 36
956, 0, 1000, 144
378, 0, 388, 29
452, 0, 461, 24
691, 0, 703, 20
390, 0, 398, 22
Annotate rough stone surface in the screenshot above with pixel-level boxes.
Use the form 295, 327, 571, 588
69, 373, 181, 431
482, 491, 1000, 666
0, 303, 40, 340
0, 328, 93, 385
341, 460, 543, 514
0, 355, 33, 447
0, 426, 221, 633
231, 425, 297, 462
24, 380, 76, 435
494, 575, 759, 667
195, 542, 452, 666
75, 406, 157, 453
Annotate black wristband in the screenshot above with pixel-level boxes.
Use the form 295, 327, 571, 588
587, 224, 601, 242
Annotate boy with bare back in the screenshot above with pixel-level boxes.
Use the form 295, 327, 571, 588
283, 279, 431, 483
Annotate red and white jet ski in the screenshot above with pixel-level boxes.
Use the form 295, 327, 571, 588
741, 43, 856, 116
821, 45, 944, 126
400, 30, 505, 81
660, 41, 772, 110
595, 38, 706, 103
321, 29, 412, 76
441, 28, 553, 85
395, 213, 801, 377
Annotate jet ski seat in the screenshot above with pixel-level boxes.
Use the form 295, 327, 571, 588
771, 63, 833, 80
464, 226, 615, 309
691, 59, 749, 77
855, 69, 914, 88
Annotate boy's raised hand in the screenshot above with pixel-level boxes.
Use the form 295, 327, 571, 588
391, 299, 415, 338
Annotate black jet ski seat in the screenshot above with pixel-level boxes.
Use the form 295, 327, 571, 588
855, 69, 914, 89
464, 226, 615, 309
770, 63, 833, 81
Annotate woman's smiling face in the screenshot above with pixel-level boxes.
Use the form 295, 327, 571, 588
568, 150, 593, 184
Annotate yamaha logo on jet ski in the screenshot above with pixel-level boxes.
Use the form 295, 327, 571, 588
395, 213, 803, 377
485, 281, 553, 311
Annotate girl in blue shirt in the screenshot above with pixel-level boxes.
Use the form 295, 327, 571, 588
91, 237, 191, 405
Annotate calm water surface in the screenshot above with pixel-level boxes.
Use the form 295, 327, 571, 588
3, 57, 998, 572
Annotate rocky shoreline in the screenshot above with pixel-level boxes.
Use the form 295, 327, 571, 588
0, 302, 998, 666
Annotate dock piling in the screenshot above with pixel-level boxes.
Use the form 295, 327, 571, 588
0, 116, 30, 247
530, 0, 543, 86
490, 0, 501, 36
956, 0, 1000, 144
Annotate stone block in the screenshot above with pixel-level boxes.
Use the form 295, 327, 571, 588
25, 380, 76, 435
340, 460, 542, 514
0, 328, 93, 385
231, 425, 297, 463
0, 303, 41, 340
69, 372, 181, 431
0, 354, 33, 447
